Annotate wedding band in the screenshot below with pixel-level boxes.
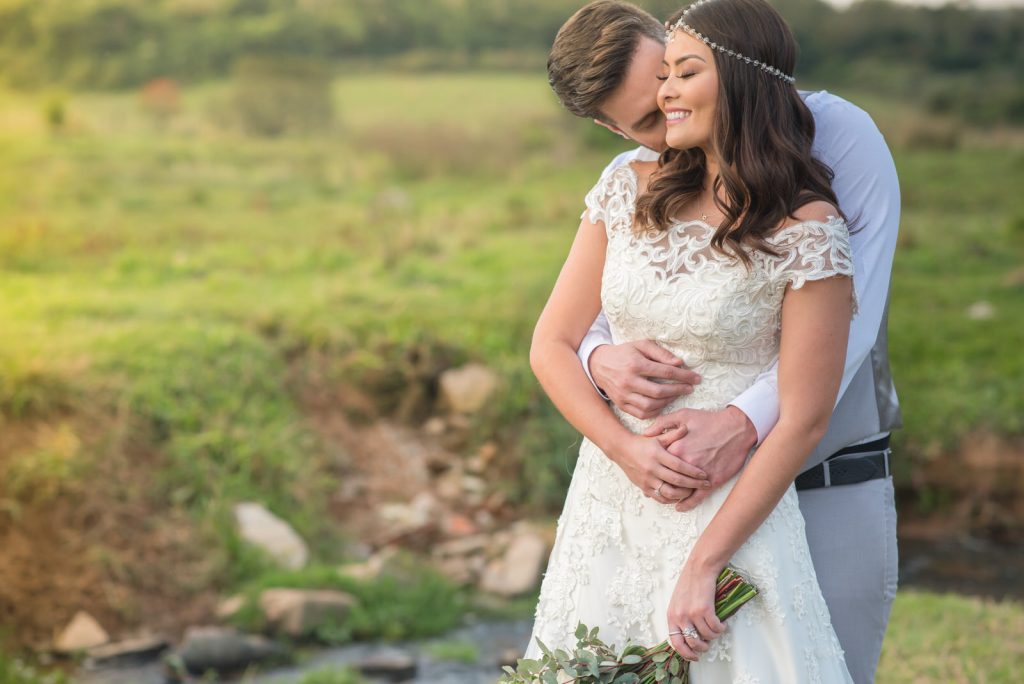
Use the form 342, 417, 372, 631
655, 482, 665, 497
668, 629, 683, 635
682, 627, 700, 640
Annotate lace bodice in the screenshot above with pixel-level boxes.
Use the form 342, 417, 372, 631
583, 163, 856, 429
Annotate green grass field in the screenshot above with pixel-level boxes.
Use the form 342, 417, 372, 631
0, 72, 1022, 678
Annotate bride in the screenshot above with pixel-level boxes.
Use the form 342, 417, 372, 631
525, 0, 856, 680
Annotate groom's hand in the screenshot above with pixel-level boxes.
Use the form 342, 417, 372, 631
643, 407, 757, 511
589, 341, 701, 420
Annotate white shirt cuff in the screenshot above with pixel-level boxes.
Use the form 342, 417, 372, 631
728, 381, 780, 445
578, 336, 611, 400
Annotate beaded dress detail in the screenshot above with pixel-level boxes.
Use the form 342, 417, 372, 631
523, 163, 856, 683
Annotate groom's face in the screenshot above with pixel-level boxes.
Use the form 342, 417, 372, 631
599, 36, 670, 153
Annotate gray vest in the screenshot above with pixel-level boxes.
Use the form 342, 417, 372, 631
800, 290, 903, 473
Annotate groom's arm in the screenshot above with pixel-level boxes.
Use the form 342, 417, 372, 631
578, 313, 700, 418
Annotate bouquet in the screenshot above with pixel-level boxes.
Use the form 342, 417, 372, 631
501, 567, 757, 684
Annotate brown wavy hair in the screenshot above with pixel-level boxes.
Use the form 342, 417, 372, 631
634, 0, 845, 265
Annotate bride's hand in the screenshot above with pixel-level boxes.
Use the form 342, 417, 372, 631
608, 433, 710, 504
666, 561, 726, 661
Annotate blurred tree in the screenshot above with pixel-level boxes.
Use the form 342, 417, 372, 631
228, 55, 335, 137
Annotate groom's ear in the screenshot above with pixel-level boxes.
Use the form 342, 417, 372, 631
593, 118, 631, 141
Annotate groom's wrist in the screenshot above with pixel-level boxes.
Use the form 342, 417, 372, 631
725, 405, 758, 452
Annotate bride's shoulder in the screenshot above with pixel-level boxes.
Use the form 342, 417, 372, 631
784, 200, 843, 227
770, 200, 847, 243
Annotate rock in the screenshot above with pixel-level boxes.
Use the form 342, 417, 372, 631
430, 555, 480, 586
216, 595, 246, 621
474, 508, 496, 529
338, 545, 400, 582
337, 559, 383, 582
356, 647, 418, 681
233, 502, 309, 570
84, 635, 169, 668
435, 467, 466, 502
433, 533, 490, 558
441, 512, 478, 537
439, 364, 499, 415
422, 416, 447, 436
259, 588, 357, 638
176, 626, 289, 675
477, 441, 499, 466
967, 300, 995, 321
377, 491, 439, 536
478, 529, 549, 596
461, 474, 489, 506
54, 611, 109, 653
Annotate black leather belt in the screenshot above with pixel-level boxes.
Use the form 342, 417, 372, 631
795, 436, 891, 491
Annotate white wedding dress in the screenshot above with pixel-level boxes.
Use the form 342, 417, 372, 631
522, 163, 856, 683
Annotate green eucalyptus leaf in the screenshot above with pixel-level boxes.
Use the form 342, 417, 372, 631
621, 654, 643, 665
669, 657, 681, 676
576, 623, 588, 639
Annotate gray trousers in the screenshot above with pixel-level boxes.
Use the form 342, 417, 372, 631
797, 474, 899, 684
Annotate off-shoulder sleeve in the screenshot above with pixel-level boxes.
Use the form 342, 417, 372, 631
579, 163, 639, 237
770, 216, 859, 316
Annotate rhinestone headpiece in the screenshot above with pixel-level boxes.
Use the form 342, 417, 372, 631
665, 0, 796, 84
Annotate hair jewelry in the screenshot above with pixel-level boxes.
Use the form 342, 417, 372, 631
666, 0, 797, 84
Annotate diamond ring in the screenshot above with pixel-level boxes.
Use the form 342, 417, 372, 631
682, 627, 700, 640
655, 482, 665, 497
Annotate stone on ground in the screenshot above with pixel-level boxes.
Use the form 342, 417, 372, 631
177, 626, 288, 674
357, 647, 418, 681
84, 635, 169, 667
54, 611, 109, 653
478, 528, 549, 596
439, 364, 498, 414
259, 588, 357, 638
233, 502, 309, 570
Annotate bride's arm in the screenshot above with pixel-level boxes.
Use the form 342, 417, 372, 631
530, 215, 709, 493
667, 271, 852, 654
530, 215, 627, 455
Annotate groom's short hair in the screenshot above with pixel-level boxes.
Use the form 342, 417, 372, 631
547, 1, 665, 123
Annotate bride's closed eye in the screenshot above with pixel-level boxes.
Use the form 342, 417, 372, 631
656, 72, 697, 81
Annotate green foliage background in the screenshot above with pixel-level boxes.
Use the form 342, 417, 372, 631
0, 0, 1022, 124
0, 1, 1022, 681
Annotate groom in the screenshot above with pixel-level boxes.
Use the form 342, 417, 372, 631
547, 2, 901, 682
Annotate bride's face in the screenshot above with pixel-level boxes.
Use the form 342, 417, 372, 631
657, 30, 719, 152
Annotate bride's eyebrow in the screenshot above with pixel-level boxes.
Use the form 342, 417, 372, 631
663, 55, 707, 66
